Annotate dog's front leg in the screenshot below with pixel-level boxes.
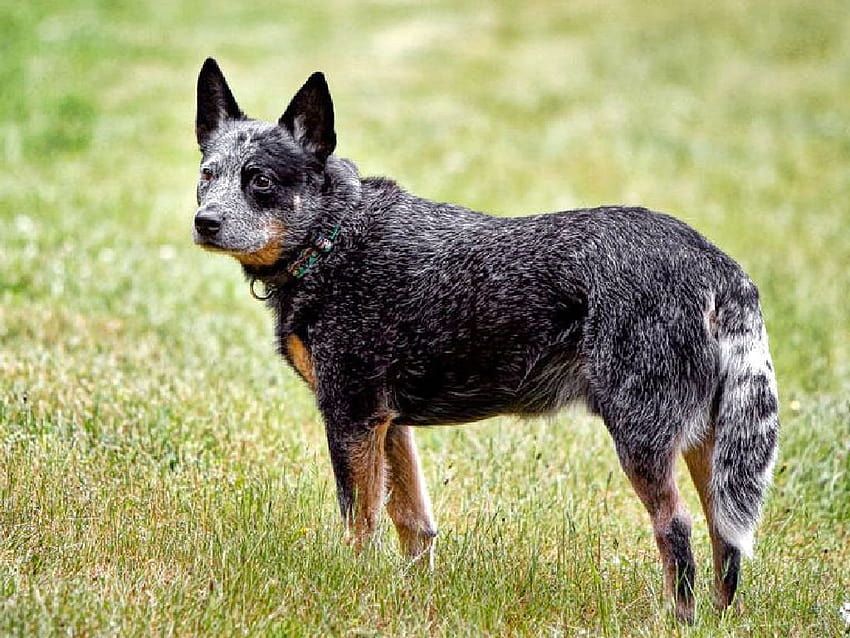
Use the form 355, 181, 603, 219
325, 414, 392, 552
385, 425, 437, 568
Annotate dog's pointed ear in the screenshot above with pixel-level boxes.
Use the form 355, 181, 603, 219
279, 72, 336, 164
196, 58, 244, 149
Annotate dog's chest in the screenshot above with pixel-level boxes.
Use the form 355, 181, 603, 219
284, 333, 317, 388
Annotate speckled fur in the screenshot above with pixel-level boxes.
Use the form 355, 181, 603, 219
193, 58, 779, 622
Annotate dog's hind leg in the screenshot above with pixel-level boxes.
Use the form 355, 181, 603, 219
683, 436, 741, 612
326, 415, 392, 552
384, 425, 437, 567
616, 442, 696, 624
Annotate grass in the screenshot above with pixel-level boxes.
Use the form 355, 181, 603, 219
1, 0, 849, 635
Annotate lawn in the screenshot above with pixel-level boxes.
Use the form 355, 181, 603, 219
1, 0, 848, 635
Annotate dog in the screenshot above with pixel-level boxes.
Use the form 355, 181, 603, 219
192, 58, 779, 623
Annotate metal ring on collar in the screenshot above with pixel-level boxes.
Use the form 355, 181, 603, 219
249, 277, 274, 301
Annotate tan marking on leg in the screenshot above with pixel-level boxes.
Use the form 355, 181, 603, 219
385, 425, 437, 567
627, 471, 679, 595
622, 457, 695, 623
285, 334, 316, 389
347, 416, 392, 552
684, 436, 740, 611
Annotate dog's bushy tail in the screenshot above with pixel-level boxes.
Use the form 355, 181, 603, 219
711, 284, 779, 558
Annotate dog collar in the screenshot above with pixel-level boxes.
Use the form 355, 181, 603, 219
287, 223, 341, 279
248, 223, 341, 300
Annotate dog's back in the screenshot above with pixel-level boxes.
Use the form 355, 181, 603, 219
302, 176, 779, 620
326, 181, 756, 432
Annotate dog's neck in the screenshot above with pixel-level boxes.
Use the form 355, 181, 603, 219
245, 225, 341, 299
244, 155, 362, 300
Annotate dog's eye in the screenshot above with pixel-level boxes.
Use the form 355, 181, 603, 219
200, 167, 214, 181
252, 174, 273, 190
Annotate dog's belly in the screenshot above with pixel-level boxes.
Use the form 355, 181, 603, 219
391, 344, 587, 426
394, 387, 516, 426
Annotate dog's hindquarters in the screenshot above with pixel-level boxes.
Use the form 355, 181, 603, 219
587, 286, 721, 623
681, 281, 778, 610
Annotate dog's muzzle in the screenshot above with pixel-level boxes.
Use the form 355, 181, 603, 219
194, 205, 222, 241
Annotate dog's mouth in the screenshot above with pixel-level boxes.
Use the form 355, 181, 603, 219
229, 241, 284, 267
194, 226, 285, 267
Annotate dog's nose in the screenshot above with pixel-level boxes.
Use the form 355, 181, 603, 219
194, 207, 222, 238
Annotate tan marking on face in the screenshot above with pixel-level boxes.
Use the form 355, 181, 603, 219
385, 425, 436, 567
347, 416, 392, 552
285, 334, 316, 389
234, 222, 285, 266
210, 220, 285, 267
232, 243, 283, 266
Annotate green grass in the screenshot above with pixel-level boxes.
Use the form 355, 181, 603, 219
1, 0, 849, 635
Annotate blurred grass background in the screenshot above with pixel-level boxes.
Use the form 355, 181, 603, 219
1, 1, 848, 635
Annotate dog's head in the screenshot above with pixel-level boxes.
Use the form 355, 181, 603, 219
193, 58, 337, 267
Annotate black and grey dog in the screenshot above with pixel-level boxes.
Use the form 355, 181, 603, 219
193, 58, 778, 623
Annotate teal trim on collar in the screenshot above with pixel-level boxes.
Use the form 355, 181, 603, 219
287, 223, 342, 279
